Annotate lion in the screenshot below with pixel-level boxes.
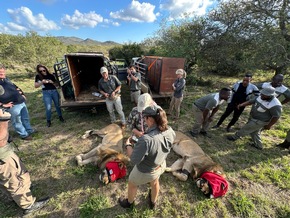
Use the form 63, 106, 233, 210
166, 131, 228, 198
75, 124, 129, 185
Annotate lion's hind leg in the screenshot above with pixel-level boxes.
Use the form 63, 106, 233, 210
166, 158, 184, 172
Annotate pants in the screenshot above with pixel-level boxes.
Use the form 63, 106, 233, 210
0, 152, 35, 209
105, 97, 126, 124
232, 117, 268, 149
216, 103, 245, 127
7, 102, 34, 138
130, 91, 141, 105
192, 104, 212, 134
42, 90, 62, 121
168, 96, 183, 118
286, 130, 290, 142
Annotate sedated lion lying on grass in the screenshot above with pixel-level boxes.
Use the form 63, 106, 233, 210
75, 124, 129, 185
166, 131, 229, 198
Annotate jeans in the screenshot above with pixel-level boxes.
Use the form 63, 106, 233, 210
42, 90, 62, 121
7, 102, 34, 138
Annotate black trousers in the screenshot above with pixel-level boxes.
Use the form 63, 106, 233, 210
216, 103, 245, 127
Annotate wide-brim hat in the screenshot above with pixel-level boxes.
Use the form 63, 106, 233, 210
137, 93, 153, 112
260, 87, 276, 97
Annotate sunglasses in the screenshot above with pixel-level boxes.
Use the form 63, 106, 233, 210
39, 69, 46, 73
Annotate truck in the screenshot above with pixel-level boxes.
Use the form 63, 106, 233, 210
53, 52, 117, 108
132, 56, 186, 98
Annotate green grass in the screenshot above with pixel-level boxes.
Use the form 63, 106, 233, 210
1, 70, 290, 217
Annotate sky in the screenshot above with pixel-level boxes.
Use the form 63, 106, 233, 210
0, 0, 217, 44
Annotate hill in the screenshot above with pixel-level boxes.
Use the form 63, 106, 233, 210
56, 36, 121, 46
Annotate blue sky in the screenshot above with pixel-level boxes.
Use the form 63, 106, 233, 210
0, 0, 217, 43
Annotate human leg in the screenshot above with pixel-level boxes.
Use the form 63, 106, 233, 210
174, 96, 183, 118
7, 103, 29, 138
51, 90, 63, 118
216, 103, 234, 127
114, 97, 126, 125
191, 104, 203, 135
227, 106, 244, 129
105, 99, 116, 123
149, 178, 159, 204
168, 95, 175, 115
43, 91, 53, 122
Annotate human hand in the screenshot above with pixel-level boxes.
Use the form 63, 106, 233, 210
2, 102, 13, 108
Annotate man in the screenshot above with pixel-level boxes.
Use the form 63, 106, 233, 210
98, 66, 126, 128
0, 110, 49, 215
256, 74, 290, 105
213, 73, 259, 132
0, 64, 35, 140
190, 88, 231, 137
276, 130, 290, 154
227, 87, 282, 150
127, 65, 141, 105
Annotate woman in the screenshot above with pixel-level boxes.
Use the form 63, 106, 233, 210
168, 69, 186, 119
119, 105, 176, 209
127, 93, 156, 141
35, 64, 64, 127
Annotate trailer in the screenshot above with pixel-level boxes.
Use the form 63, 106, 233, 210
132, 56, 186, 98
53, 52, 117, 108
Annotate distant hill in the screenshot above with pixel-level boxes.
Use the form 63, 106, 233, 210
56, 36, 121, 46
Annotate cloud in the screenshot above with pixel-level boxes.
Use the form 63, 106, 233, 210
6, 6, 60, 32
61, 10, 103, 29
110, 0, 159, 22
160, 0, 214, 19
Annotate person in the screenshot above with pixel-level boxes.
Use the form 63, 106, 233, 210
212, 73, 259, 132
127, 65, 141, 105
0, 64, 35, 140
227, 87, 282, 150
0, 110, 49, 215
168, 69, 186, 119
256, 74, 290, 105
98, 66, 126, 128
35, 64, 65, 127
127, 93, 156, 141
276, 130, 290, 153
118, 105, 176, 209
190, 88, 231, 137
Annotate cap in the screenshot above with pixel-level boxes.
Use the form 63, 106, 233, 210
137, 93, 153, 112
142, 105, 160, 117
100, 67, 108, 74
260, 87, 276, 97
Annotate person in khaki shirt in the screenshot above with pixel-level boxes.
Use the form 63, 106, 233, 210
0, 110, 49, 215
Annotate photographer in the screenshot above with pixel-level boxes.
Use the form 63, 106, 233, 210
127, 65, 141, 105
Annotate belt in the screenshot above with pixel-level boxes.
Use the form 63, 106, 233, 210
131, 90, 140, 92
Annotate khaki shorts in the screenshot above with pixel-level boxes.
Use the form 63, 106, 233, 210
129, 161, 166, 186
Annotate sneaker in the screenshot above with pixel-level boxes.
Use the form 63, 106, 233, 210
22, 135, 32, 141
212, 124, 220, 129
59, 116, 65, 122
276, 141, 290, 149
23, 197, 50, 215
249, 143, 263, 150
227, 135, 237, 141
189, 130, 198, 138
226, 127, 232, 132
147, 189, 156, 210
47, 120, 51, 127
118, 198, 134, 208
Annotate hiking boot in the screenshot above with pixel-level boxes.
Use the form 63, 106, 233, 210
276, 140, 290, 149
227, 135, 237, 141
22, 135, 32, 141
189, 130, 198, 138
148, 189, 156, 210
59, 116, 65, 122
47, 120, 51, 127
212, 124, 220, 129
23, 197, 50, 215
249, 143, 263, 150
200, 130, 211, 138
118, 198, 134, 208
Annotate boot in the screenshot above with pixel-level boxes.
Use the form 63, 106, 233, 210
47, 120, 51, 127
59, 116, 65, 122
276, 140, 290, 149
118, 198, 134, 208
23, 197, 50, 215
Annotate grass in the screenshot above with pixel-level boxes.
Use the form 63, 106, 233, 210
1, 70, 290, 217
